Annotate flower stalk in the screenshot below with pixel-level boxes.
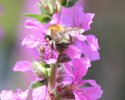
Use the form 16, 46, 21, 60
47, 64, 57, 100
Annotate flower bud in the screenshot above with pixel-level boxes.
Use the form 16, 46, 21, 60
38, 0, 61, 15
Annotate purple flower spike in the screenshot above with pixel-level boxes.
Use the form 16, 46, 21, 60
0, 1, 103, 100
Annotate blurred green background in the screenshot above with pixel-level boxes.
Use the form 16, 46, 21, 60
0, 0, 125, 100
0, 0, 25, 89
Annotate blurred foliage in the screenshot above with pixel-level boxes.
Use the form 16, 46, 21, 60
0, 0, 23, 41
0, 0, 24, 90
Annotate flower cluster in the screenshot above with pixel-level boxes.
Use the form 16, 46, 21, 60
0, 0, 103, 100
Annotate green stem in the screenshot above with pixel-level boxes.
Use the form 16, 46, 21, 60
47, 64, 57, 100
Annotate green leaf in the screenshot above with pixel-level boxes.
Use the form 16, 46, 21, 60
30, 80, 47, 89
25, 14, 51, 23
61, 0, 78, 7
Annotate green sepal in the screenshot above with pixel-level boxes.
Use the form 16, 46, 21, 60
30, 80, 47, 89
61, 0, 78, 8
41, 61, 50, 68
32, 61, 50, 78
40, 8, 50, 15
25, 14, 51, 24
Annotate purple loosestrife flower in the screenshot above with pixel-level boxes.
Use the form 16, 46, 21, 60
63, 58, 103, 100
74, 35, 100, 61
22, 17, 59, 64
23, 13, 99, 62
60, 5, 100, 61
22, 2, 100, 62
0, 89, 29, 100
73, 80, 103, 100
63, 58, 91, 84
60, 5, 95, 31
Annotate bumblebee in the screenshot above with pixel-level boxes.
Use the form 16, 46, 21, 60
45, 24, 84, 63
45, 24, 84, 52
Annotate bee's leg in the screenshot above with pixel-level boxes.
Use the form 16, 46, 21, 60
69, 35, 73, 44
57, 53, 71, 63
56, 43, 69, 53
51, 41, 57, 51
51, 42, 54, 51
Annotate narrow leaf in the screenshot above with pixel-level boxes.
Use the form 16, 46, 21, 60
25, 14, 51, 23
61, 0, 78, 7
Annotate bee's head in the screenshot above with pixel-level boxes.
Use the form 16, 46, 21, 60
46, 24, 64, 40
48, 24, 64, 34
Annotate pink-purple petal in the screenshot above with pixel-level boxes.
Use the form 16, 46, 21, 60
50, 13, 60, 25
63, 62, 74, 77
22, 35, 40, 48
73, 90, 87, 100
66, 45, 81, 59
44, 50, 58, 64
13, 60, 32, 72
61, 5, 95, 31
17, 89, 29, 100
82, 42, 100, 61
75, 38, 100, 61
81, 80, 103, 100
63, 58, 90, 83
81, 57, 91, 69
71, 58, 88, 81
0, 89, 29, 100
32, 85, 47, 100
80, 13, 95, 32
86, 35, 100, 51
25, 19, 42, 30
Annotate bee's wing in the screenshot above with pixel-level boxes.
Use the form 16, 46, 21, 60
63, 27, 84, 34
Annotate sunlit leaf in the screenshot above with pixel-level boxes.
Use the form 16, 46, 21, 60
25, 14, 51, 23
